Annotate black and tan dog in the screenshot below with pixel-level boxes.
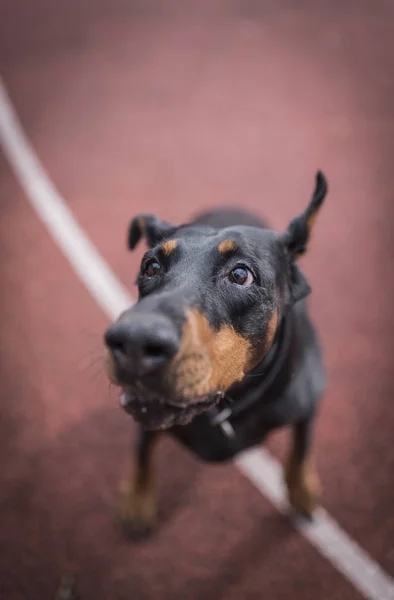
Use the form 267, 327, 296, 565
104, 171, 328, 538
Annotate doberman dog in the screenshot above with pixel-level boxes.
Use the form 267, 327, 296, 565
104, 171, 328, 539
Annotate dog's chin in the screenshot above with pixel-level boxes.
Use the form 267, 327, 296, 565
119, 387, 220, 430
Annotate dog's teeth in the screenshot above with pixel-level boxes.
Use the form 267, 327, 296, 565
141, 406, 147, 413
120, 393, 128, 407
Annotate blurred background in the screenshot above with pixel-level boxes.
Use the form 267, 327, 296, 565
0, 1, 393, 599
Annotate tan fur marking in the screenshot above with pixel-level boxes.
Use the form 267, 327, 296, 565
104, 351, 118, 384
264, 309, 279, 352
218, 239, 238, 254
161, 239, 177, 256
168, 309, 252, 397
306, 211, 318, 232
298, 211, 319, 257
244, 309, 279, 373
285, 452, 321, 517
118, 439, 158, 535
137, 216, 146, 234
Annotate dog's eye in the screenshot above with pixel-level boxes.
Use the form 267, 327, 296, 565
142, 259, 162, 278
228, 266, 254, 286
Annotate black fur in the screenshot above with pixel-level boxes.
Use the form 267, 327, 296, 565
105, 171, 328, 534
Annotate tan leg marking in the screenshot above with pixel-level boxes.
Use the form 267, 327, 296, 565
284, 438, 321, 518
118, 437, 158, 539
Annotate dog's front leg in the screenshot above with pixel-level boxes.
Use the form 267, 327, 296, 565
284, 417, 321, 518
118, 426, 159, 540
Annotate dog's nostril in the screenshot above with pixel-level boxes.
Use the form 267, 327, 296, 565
112, 340, 127, 355
104, 327, 128, 355
144, 343, 167, 359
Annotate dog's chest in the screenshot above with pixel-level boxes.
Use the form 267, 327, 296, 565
169, 409, 272, 463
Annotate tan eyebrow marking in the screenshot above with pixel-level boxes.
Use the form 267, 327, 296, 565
218, 239, 238, 254
161, 240, 177, 255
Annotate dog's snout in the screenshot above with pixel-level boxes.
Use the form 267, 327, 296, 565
104, 316, 180, 377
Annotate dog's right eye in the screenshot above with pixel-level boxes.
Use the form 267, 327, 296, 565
142, 259, 162, 278
228, 265, 254, 286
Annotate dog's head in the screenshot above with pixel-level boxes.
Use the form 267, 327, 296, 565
104, 172, 327, 429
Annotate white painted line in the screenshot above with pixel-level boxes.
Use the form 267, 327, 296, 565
0, 81, 130, 321
236, 450, 394, 600
1, 75, 393, 600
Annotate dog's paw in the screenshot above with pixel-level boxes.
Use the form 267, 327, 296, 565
285, 462, 321, 519
120, 514, 155, 541
286, 479, 320, 519
117, 483, 156, 542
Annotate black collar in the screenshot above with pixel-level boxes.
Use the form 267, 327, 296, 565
208, 314, 292, 438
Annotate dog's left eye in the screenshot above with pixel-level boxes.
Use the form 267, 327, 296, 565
142, 259, 162, 278
228, 266, 254, 286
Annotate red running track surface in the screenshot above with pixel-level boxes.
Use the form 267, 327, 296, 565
0, 1, 394, 599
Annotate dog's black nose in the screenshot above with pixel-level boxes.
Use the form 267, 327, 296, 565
104, 315, 180, 377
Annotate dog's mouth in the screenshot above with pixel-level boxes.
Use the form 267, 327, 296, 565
119, 386, 222, 430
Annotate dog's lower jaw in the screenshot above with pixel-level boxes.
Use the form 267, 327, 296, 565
119, 388, 222, 430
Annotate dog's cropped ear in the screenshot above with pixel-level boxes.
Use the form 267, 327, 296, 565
127, 214, 177, 250
281, 171, 328, 303
282, 171, 328, 259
